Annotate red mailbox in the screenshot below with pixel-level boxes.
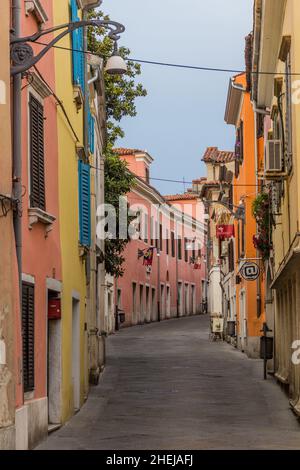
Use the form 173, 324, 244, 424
48, 299, 61, 320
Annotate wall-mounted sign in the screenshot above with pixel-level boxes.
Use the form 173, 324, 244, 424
240, 262, 260, 281
216, 224, 235, 240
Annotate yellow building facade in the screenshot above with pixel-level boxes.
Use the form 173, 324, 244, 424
253, 0, 300, 414
53, 0, 89, 422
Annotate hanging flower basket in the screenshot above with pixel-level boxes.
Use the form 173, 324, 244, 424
252, 193, 272, 261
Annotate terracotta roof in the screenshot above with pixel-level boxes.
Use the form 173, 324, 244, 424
164, 193, 199, 201
192, 177, 207, 184
202, 147, 235, 163
113, 148, 144, 156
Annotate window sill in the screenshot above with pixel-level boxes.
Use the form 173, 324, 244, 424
28, 207, 56, 235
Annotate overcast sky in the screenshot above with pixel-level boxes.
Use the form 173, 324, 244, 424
105, 0, 253, 194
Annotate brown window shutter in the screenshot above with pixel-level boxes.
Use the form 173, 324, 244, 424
22, 283, 35, 392
30, 94, 45, 210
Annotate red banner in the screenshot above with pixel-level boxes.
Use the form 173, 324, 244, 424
143, 248, 154, 266
216, 224, 235, 240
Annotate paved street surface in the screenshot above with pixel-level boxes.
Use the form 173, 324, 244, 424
37, 315, 300, 450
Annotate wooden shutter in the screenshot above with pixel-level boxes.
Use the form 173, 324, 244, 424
71, 0, 85, 91
184, 237, 188, 262
171, 231, 175, 257
22, 283, 35, 392
30, 94, 45, 210
78, 160, 91, 246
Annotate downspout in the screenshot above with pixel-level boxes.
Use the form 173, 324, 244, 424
12, 0, 22, 310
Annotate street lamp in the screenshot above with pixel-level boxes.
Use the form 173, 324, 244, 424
10, 19, 127, 76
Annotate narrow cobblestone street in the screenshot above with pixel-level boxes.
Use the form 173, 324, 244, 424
37, 315, 300, 450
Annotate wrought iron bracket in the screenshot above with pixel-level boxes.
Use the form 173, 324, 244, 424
10, 20, 125, 76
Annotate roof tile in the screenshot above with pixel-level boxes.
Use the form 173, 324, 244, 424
202, 147, 235, 163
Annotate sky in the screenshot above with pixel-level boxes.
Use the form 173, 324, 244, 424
105, 0, 253, 195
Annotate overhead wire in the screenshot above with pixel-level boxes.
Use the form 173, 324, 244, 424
33, 40, 300, 76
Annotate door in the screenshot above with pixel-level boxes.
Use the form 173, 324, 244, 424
239, 290, 247, 351
72, 298, 80, 411
166, 285, 171, 318
47, 290, 62, 424
184, 284, 189, 316
151, 288, 156, 322
146, 286, 150, 323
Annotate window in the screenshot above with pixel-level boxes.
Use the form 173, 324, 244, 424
150, 216, 154, 246
29, 94, 45, 210
78, 160, 91, 246
144, 213, 148, 244
177, 236, 182, 260
171, 231, 175, 257
184, 238, 188, 262
160, 223, 163, 251
70, 0, 84, 91
166, 229, 169, 255
155, 221, 159, 249
22, 283, 35, 392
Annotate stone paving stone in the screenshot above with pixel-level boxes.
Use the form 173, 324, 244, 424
36, 315, 300, 450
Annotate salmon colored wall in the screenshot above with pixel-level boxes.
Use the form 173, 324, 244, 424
120, 154, 149, 180
20, 1, 61, 401
117, 155, 206, 325
233, 74, 265, 340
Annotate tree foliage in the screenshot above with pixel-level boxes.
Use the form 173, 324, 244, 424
104, 150, 136, 277
87, 10, 147, 276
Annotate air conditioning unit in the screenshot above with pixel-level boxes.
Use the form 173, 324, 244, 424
265, 140, 282, 173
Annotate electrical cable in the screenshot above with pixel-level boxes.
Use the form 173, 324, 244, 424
34, 40, 300, 76
90, 164, 264, 187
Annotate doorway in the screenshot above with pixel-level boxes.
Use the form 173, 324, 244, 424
151, 287, 156, 322
166, 285, 171, 318
72, 298, 80, 411
47, 289, 62, 425
240, 290, 247, 352
146, 286, 151, 323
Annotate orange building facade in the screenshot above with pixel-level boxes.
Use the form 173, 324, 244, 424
225, 72, 266, 357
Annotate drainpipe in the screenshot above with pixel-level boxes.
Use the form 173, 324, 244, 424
88, 68, 99, 86
12, 0, 22, 310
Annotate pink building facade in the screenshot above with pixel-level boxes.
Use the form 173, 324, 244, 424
114, 149, 207, 327
15, 1, 62, 449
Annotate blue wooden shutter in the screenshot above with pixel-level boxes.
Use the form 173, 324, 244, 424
88, 107, 95, 154
70, 0, 85, 91
78, 160, 91, 246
